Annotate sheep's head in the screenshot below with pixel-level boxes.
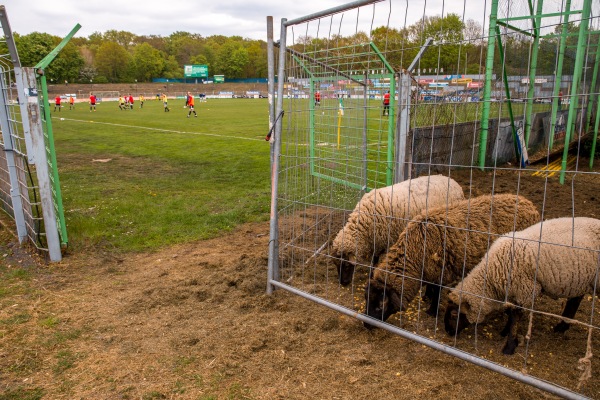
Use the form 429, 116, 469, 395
444, 299, 470, 336
363, 278, 403, 329
334, 253, 356, 286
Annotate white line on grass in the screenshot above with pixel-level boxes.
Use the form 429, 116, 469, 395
55, 117, 265, 142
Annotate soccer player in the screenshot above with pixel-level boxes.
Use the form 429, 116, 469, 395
89, 93, 97, 112
118, 95, 126, 110
139, 95, 145, 108
69, 95, 75, 110
382, 90, 390, 116
186, 92, 197, 118
162, 93, 170, 112
314, 91, 321, 106
54, 96, 61, 112
129, 94, 134, 110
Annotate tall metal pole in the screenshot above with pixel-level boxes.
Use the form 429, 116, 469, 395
267, 16, 275, 170
23, 69, 62, 261
267, 18, 287, 294
0, 67, 27, 242
479, 0, 500, 169
524, 0, 545, 146
395, 71, 411, 183
559, 0, 592, 184
586, 34, 600, 135
549, 0, 572, 150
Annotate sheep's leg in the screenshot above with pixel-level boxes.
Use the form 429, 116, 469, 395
553, 296, 583, 333
499, 308, 514, 337
424, 284, 442, 316
502, 307, 522, 355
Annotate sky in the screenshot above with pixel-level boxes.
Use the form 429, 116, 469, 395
3, 0, 491, 41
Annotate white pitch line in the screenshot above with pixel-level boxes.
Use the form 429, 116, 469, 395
54, 117, 266, 142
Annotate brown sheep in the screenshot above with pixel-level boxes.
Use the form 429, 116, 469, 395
364, 193, 540, 326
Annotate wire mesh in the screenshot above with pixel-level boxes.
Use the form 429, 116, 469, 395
0, 20, 48, 252
269, 0, 600, 397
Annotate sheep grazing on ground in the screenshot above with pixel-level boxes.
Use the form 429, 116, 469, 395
444, 217, 600, 355
364, 193, 540, 326
331, 175, 465, 286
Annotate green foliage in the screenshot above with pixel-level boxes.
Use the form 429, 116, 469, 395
95, 42, 132, 82
217, 41, 249, 78
132, 43, 165, 82
14, 32, 84, 82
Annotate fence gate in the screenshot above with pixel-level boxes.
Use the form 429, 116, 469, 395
0, 6, 73, 261
267, 1, 600, 398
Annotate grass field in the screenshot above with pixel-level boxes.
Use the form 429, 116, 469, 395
50, 97, 552, 254
53, 98, 272, 252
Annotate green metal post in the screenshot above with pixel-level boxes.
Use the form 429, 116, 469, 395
549, 0, 572, 150
387, 73, 396, 186
586, 37, 600, 132
524, 0, 545, 146
479, 0, 500, 169
37, 73, 68, 245
370, 42, 396, 185
32, 23, 80, 246
292, 55, 315, 176
559, 0, 592, 184
495, 27, 522, 162
591, 93, 600, 168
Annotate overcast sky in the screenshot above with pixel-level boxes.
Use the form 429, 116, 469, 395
3, 0, 492, 41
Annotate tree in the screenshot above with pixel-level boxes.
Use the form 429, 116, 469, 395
162, 55, 182, 79
103, 30, 137, 50
15, 32, 84, 82
95, 41, 132, 82
216, 41, 249, 79
132, 43, 165, 82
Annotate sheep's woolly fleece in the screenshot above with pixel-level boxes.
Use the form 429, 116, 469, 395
372, 193, 540, 309
449, 217, 600, 325
331, 175, 465, 266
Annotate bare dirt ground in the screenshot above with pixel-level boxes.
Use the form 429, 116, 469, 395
2, 155, 600, 399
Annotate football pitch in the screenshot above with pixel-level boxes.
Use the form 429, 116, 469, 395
52, 98, 272, 252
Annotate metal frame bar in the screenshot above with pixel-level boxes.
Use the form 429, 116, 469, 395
549, 0, 572, 150
478, 0, 500, 169
524, 0, 545, 147
559, 0, 592, 184
283, 0, 383, 27
268, 280, 589, 400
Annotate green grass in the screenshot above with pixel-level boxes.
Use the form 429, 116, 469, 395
52, 98, 271, 252
50, 96, 547, 253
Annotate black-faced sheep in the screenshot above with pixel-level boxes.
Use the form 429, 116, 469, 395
331, 175, 465, 286
364, 193, 540, 326
444, 217, 600, 355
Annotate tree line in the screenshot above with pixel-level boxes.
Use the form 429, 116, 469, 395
8, 14, 597, 84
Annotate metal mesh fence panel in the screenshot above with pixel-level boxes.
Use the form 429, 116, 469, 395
268, 0, 600, 398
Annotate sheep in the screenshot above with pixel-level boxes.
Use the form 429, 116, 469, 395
364, 193, 540, 326
331, 175, 465, 286
444, 217, 600, 355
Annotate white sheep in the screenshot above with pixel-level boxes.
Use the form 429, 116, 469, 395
444, 217, 600, 355
331, 175, 465, 286
364, 193, 540, 323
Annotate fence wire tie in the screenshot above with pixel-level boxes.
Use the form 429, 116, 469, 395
265, 110, 284, 142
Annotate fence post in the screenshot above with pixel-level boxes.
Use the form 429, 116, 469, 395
394, 70, 411, 184
267, 16, 276, 170
267, 18, 287, 294
0, 68, 27, 242
21, 68, 62, 261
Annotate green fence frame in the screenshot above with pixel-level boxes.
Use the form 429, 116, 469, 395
33, 23, 81, 246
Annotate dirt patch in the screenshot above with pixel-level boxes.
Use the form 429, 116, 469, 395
2, 156, 600, 399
